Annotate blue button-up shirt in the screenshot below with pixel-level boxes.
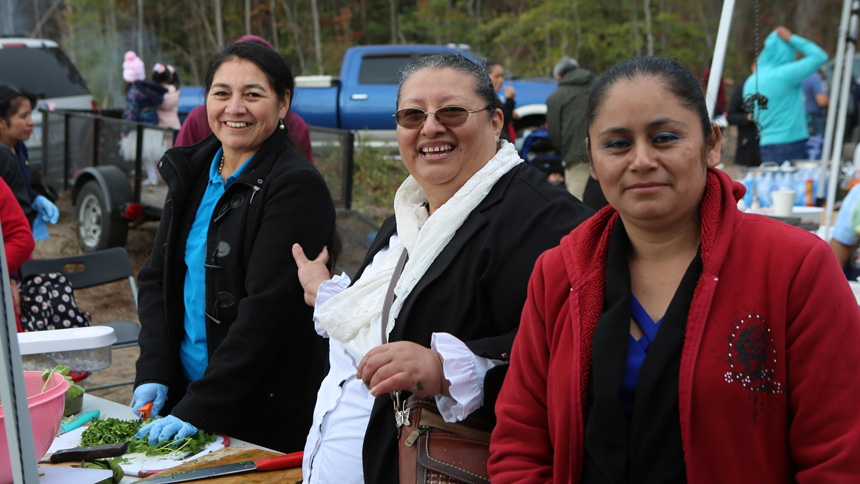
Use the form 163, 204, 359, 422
180, 148, 253, 383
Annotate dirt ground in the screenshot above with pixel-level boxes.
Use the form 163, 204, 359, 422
33, 191, 157, 407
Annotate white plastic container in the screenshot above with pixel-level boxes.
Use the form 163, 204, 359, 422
17, 326, 116, 371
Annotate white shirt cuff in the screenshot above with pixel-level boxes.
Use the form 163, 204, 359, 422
312, 273, 351, 336
431, 332, 505, 422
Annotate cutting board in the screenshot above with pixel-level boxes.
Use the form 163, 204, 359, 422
37, 465, 113, 484
140, 446, 302, 483
45, 425, 228, 476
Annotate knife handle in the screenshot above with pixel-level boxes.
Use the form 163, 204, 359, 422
59, 409, 100, 433
255, 451, 303, 471
49, 442, 129, 463
139, 401, 153, 419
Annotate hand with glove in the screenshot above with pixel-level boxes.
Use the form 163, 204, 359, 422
135, 415, 198, 447
32, 195, 59, 224
132, 382, 168, 418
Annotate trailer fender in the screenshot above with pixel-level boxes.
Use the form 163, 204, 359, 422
71, 166, 133, 215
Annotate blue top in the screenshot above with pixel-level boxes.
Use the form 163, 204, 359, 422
832, 183, 860, 247
620, 293, 663, 417
802, 73, 827, 117
180, 148, 252, 382
743, 31, 828, 146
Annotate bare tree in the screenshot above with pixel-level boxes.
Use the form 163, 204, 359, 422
389, 0, 397, 44
137, 0, 143, 55
270, 0, 278, 50
279, 0, 307, 74
245, 0, 251, 35
643, 0, 654, 56
215, 0, 224, 47
311, 0, 323, 74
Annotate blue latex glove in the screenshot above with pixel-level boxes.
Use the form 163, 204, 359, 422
32, 195, 59, 224
32, 217, 49, 242
132, 383, 168, 417
135, 415, 198, 447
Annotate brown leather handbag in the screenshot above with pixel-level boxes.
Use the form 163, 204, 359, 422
396, 395, 492, 484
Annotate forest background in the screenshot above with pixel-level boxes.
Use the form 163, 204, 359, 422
0, 0, 846, 108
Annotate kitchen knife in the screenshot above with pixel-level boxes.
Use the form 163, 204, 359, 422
57, 409, 100, 436
49, 442, 129, 463
132, 450, 303, 484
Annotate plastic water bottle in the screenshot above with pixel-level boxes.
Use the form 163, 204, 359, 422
759, 172, 773, 208
742, 172, 756, 208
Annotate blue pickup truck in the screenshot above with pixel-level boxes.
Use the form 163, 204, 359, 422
289, 44, 556, 136
179, 44, 557, 138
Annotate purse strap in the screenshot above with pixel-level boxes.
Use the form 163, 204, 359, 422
379, 247, 411, 427
381, 247, 409, 345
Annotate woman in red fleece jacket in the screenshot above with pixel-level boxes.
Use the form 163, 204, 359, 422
0, 176, 35, 331
489, 56, 860, 483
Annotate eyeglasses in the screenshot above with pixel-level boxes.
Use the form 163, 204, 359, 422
392, 106, 492, 129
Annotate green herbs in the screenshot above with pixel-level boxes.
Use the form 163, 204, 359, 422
80, 418, 139, 446
40, 364, 85, 398
126, 430, 216, 457
81, 418, 217, 458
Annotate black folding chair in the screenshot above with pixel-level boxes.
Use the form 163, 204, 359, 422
20, 247, 140, 390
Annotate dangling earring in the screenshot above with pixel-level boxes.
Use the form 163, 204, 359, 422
278, 119, 285, 130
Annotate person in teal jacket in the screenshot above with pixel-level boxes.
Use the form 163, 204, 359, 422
742, 26, 828, 163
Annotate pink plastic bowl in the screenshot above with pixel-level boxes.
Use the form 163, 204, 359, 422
0, 371, 69, 483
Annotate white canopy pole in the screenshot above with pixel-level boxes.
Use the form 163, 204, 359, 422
819, 0, 853, 201
705, 0, 736, 121
825, 0, 860, 240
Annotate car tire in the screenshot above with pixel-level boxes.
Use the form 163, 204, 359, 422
75, 181, 128, 252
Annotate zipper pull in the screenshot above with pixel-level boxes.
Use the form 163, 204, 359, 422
404, 427, 425, 447
250, 184, 261, 204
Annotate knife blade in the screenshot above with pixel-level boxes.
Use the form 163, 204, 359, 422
49, 442, 129, 463
57, 409, 100, 436
132, 450, 303, 484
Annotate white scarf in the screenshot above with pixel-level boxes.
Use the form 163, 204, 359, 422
316, 141, 522, 361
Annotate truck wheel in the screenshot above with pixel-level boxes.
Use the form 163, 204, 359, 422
75, 181, 128, 251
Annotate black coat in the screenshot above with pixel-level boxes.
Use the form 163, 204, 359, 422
727, 86, 762, 167
135, 131, 335, 452
359, 163, 594, 482
0, 145, 36, 226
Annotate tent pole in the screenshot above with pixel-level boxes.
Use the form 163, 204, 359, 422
819, 0, 853, 202
705, 0, 736, 121
825, 0, 860, 239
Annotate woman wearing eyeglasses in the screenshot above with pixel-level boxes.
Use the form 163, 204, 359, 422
291, 53, 593, 483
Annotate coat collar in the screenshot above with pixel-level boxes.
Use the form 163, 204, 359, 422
162, 131, 289, 188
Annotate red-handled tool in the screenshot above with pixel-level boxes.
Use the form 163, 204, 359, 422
139, 401, 153, 419
135, 401, 153, 431
131, 451, 303, 483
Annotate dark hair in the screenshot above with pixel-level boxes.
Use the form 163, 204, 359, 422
151, 63, 177, 85
485, 60, 502, 72
0, 83, 37, 124
586, 56, 712, 142
397, 53, 496, 115
203, 41, 294, 110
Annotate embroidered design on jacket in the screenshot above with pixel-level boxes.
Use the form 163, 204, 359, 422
724, 312, 783, 422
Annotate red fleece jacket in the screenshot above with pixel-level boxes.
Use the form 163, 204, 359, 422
1, 177, 33, 274
490, 169, 860, 483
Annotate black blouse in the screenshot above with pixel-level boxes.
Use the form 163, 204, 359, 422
582, 220, 702, 483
